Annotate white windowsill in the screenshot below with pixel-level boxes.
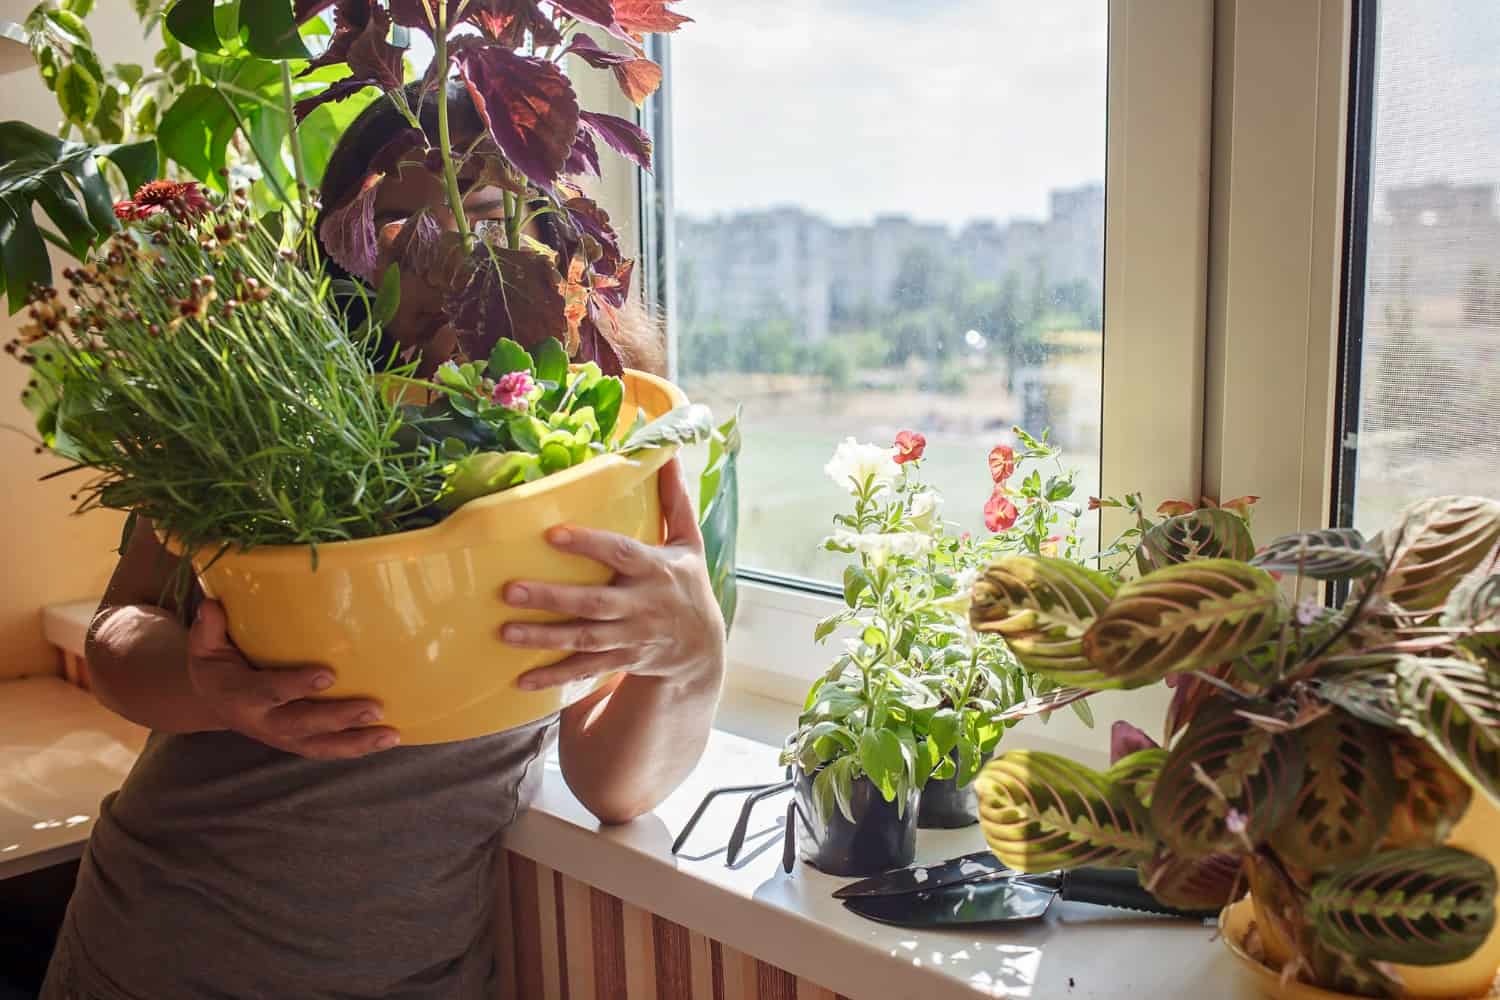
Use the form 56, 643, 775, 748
24, 600, 1236, 998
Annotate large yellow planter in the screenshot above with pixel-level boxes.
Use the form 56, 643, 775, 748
186, 368, 687, 745
1222, 792, 1500, 999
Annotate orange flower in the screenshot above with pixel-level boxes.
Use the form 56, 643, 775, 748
893, 430, 926, 464
988, 444, 1015, 485
984, 490, 1018, 533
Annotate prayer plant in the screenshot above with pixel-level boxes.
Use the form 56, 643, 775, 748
968, 495, 1500, 997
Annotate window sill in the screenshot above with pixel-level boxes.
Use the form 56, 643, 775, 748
509, 711, 1234, 999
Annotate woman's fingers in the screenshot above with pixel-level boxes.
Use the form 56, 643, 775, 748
503, 580, 631, 620
544, 523, 657, 576
515, 650, 634, 691
501, 620, 642, 653
269, 697, 386, 740
297, 726, 403, 760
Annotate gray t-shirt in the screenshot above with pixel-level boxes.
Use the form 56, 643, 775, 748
41, 715, 557, 1000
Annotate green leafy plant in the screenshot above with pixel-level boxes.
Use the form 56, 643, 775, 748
697, 407, 742, 633
969, 495, 1500, 996
782, 428, 1091, 826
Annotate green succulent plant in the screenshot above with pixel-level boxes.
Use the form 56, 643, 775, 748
970, 495, 1500, 997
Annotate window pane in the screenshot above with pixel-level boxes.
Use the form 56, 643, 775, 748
669, 1, 1107, 583
1342, 0, 1500, 531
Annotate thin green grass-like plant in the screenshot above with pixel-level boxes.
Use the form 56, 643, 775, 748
14, 192, 446, 568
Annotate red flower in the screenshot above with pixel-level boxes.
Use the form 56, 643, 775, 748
113, 181, 212, 223
893, 430, 926, 464
984, 490, 1018, 533
988, 444, 1015, 485
1087, 496, 1104, 511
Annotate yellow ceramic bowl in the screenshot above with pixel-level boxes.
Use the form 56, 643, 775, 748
1221, 793, 1500, 1000
186, 368, 687, 745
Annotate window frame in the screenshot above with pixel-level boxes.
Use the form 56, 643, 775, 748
613, 0, 1368, 708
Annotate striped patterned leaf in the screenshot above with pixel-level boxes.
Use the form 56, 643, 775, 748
1105, 748, 1168, 809
1137, 508, 1255, 573
974, 750, 1156, 874
1139, 849, 1243, 911
1269, 714, 1395, 872
1307, 847, 1498, 966
1150, 699, 1306, 858
1083, 560, 1282, 687
1378, 496, 1500, 612
970, 556, 1119, 688
1394, 654, 1500, 807
1251, 528, 1383, 581
1383, 732, 1473, 849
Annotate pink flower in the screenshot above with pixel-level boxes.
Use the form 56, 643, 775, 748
893, 430, 926, 464
984, 490, 1018, 533
491, 370, 535, 412
988, 445, 1015, 485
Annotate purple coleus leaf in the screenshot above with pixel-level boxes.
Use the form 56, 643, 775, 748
579, 302, 625, 375
300, 0, 404, 90
387, 0, 463, 32
454, 44, 580, 191
549, 0, 631, 41
579, 110, 652, 172
294, 76, 375, 121
443, 239, 569, 360
563, 128, 600, 177
1109, 720, 1160, 765
320, 173, 385, 282
564, 33, 663, 106
469, 0, 563, 47
318, 129, 427, 279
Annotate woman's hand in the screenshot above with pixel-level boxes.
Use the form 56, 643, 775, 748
187, 600, 401, 759
503, 459, 726, 692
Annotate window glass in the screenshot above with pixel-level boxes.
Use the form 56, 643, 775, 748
669, 1, 1108, 582
1341, 0, 1500, 531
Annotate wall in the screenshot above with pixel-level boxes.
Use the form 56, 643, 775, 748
0, 3, 153, 677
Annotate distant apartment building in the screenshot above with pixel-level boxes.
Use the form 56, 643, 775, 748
676, 183, 1106, 342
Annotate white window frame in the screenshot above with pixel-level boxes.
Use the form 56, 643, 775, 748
590, 0, 1362, 718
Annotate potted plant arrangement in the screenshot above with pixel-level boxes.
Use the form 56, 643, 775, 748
968, 494, 1500, 998
781, 427, 1091, 874
3, 0, 721, 744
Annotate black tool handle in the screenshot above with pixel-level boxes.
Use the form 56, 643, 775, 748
1060, 868, 1217, 920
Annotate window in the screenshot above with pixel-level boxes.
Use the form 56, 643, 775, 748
1333, 0, 1500, 532
661, 1, 1109, 585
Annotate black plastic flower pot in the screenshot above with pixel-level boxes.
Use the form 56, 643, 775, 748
916, 749, 994, 829
793, 766, 918, 877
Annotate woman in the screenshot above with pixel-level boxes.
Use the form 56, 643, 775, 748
41, 89, 725, 1000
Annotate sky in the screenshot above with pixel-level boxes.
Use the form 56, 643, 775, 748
668, 0, 1108, 227
1370, 0, 1500, 204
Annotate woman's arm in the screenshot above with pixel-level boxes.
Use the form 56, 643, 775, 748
504, 461, 726, 824
88, 519, 400, 757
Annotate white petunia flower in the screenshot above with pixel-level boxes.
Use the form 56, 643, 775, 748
908, 490, 943, 532
933, 566, 982, 618
831, 528, 936, 562
824, 437, 901, 496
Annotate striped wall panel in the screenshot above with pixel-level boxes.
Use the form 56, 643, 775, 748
498, 851, 852, 1000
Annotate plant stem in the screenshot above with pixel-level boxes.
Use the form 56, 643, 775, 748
279, 61, 316, 241
433, 7, 472, 248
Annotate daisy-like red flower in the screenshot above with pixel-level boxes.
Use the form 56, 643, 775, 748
988, 444, 1015, 485
984, 490, 1018, 533
113, 180, 212, 223
893, 430, 926, 464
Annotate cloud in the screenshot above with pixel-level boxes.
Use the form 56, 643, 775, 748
669, 0, 1107, 227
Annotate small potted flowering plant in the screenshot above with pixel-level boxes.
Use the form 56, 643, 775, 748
781, 427, 1089, 874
